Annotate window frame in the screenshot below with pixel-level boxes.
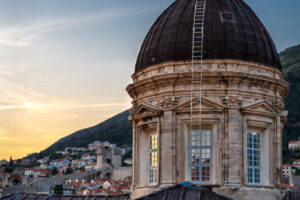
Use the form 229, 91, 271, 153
247, 131, 261, 185
189, 127, 212, 184
148, 133, 158, 186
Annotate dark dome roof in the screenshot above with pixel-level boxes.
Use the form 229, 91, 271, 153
135, 0, 281, 73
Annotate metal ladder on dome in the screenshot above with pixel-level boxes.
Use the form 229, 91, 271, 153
190, 0, 207, 129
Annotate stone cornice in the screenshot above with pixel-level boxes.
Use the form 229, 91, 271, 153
127, 70, 289, 99
131, 60, 284, 81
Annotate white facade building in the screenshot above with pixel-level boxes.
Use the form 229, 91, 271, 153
288, 141, 300, 151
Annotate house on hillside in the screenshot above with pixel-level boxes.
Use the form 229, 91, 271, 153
81, 154, 96, 160
0, 160, 8, 166
292, 159, 300, 170
283, 164, 296, 176
0, 172, 10, 187
24, 168, 41, 177
88, 141, 102, 151
123, 159, 132, 166
49, 157, 71, 169
37, 158, 49, 164
289, 141, 300, 151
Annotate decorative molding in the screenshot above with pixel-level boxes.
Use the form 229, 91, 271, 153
130, 103, 162, 121
175, 97, 225, 114
242, 100, 277, 114
160, 96, 178, 109
222, 95, 243, 109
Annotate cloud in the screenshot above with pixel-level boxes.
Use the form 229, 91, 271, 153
0, 102, 129, 110
0, 5, 160, 47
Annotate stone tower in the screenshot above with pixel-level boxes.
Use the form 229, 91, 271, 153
96, 147, 122, 169
127, 0, 289, 199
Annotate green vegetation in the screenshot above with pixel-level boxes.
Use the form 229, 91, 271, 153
49, 153, 64, 160
64, 167, 73, 175
280, 44, 300, 164
53, 185, 63, 194
52, 167, 58, 176
4, 167, 13, 173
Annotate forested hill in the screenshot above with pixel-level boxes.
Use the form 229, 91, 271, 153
280, 44, 300, 163
39, 110, 132, 157
37, 45, 300, 163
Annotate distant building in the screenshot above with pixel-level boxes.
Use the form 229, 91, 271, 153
71, 159, 94, 169
123, 159, 132, 166
88, 141, 102, 151
55, 151, 70, 156
289, 141, 300, 151
37, 158, 49, 164
71, 160, 86, 169
24, 168, 50, 178
0, 160, 8, 166
292, 159, 300, 170
40, 163, 48, 169
77, 147, 87, 152
121, 148, 131, 155
81, 154, 96, 160
85, 162, 97, 171
96, 147, 122, 169
20, 159, 30, 166
49, 157, 71, 169
0, 172, 10, 187
282, 164, 295, 176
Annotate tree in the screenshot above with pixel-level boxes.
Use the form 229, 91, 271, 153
53, 185, 63, 194
12, 178, 21, 185
64, 167, 73, 175
4, 167, 13, 173
52, 167, 58, 176
49, 153, 64, 160
9, 156, 13, 166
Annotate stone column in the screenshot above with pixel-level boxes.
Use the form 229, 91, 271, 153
226, 96, 243, 185
132, 120, 137, 187
160, 110, 175, 185
276, 116, 282, 187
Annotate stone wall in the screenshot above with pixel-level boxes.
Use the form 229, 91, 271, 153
112, 166, 132, 181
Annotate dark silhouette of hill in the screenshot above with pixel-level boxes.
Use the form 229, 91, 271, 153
280, 44, 300, 163
39, 110, 132, 157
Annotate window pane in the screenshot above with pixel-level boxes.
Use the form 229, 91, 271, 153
201, 148, 210, 164
191, 149, 200, 164
149, 134, 158, 185
190, 129, 211, 183
247, 131, 261, 184
191, 166, 200, 181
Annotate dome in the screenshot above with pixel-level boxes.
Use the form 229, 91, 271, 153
135, 0, 281, 73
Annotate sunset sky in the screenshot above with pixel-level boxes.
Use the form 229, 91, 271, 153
0, 0, 299, 160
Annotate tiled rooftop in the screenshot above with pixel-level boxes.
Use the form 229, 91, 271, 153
0, 194, 130, 200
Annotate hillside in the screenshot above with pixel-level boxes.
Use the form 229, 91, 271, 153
280, 44, 300, 163
37, 45, 300, 163
39, 110, 132, 157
